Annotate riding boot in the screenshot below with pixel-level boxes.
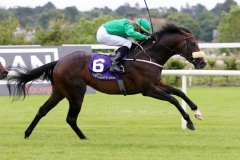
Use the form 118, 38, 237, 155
110, 46, 129, 73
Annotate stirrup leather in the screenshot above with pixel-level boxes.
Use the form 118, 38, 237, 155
110, 64, 124, 73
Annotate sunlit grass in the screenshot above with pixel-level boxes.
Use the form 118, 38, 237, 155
0, 87, 240, 160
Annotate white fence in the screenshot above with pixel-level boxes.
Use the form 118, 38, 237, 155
63, 42, 240, 49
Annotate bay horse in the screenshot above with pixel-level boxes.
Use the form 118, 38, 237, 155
7, 24, 206, 140
0, 62, 8, 79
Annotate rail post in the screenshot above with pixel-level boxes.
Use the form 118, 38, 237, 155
181, 75, 187, 129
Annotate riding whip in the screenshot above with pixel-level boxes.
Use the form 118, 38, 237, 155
143, 0, 154, 33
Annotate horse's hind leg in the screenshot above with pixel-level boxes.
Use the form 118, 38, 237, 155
66, 98, 87, 139
65, 81, 87, 140
24, 88, 64, 138
158, 82, 203, 120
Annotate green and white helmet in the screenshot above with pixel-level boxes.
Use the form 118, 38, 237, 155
134, 18, 151, 34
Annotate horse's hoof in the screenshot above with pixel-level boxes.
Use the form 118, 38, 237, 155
187, 123, 195, 130
194, 110, 203, 120
24, 131, 31, 138
195, 114, 203, 120
24, 135, 29, 139
79, 135, 88, 140
81, 137, 88, 140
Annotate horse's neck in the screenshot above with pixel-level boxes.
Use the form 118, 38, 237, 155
153, 50, 173, 66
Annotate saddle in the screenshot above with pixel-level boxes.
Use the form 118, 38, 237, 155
88, 52, 126, 95
88, 52, 121, 80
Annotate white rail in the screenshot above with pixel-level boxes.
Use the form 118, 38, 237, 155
63, 43, 240, 49
162, 70, 240, 76
199, 43, 240, 48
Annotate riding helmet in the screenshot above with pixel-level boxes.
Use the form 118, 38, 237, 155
134, 18, 151, 34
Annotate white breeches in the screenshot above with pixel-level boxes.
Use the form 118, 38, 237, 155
96, 25, 132, 49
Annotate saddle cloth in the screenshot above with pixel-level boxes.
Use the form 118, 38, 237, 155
88, 53, 121, 80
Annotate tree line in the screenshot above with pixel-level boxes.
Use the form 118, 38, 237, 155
0, 0, 240, 46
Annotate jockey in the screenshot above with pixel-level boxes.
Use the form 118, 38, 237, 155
96, 18, 151, 73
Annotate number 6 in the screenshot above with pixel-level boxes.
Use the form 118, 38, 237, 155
93, 59, 105, 72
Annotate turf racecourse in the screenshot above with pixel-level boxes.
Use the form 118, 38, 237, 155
0, 87, 239, 160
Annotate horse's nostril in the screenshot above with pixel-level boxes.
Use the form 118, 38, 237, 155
200, 61, 206, 68
3, 71, 8, 74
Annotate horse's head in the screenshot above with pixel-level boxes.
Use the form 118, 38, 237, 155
177, 28, 206, 69
150, 24, 206, 69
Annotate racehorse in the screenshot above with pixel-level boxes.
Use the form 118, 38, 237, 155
7, 24, 206, 140
0, 62, 8, 79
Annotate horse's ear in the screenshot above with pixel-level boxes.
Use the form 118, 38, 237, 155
150, 34, 157, 40
180, 30, 188, 35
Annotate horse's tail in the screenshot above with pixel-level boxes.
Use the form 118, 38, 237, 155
7, 61, 58, 101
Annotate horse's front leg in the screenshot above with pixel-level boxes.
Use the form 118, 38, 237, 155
142, 84, 195, 130
157, 82, 203, 120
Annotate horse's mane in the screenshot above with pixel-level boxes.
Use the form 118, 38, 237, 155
152, 24, 191, 39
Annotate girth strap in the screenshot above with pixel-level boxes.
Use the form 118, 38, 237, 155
117, 79, 126, 96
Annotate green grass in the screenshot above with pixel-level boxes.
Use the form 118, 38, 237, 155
0, 87, 240, 160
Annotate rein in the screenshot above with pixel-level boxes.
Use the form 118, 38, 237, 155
123, 58, 163, 68
126, 41, 162, 68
